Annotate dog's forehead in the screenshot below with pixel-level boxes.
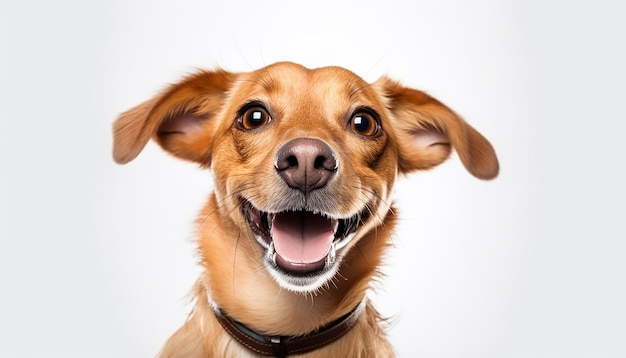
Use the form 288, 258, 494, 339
236, 62, 374, 103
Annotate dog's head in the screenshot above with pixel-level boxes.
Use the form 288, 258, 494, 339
113, 62, 498, 294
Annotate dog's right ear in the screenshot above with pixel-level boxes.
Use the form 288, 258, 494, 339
112, 69, 235, 165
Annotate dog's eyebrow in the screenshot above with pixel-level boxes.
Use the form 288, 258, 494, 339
348, 81, 374, 101
244, 68, 278, 93
234, 77, 276, 93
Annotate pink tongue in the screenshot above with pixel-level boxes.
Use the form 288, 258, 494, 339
272, 211, 335, 267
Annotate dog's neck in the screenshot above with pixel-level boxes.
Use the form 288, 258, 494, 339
213, 299, 365, 357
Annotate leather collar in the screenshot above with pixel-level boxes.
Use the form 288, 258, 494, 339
215, 300, 365, 357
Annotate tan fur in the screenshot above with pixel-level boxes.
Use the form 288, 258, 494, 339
112, 62, 498, 357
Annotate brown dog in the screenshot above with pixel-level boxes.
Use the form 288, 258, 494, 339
112, 62, 498, 357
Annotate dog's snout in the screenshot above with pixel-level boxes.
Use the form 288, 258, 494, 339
275, 138, 338, 194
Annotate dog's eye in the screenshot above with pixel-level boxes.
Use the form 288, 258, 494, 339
350, 111, 380, 137
239, 106, 272, 130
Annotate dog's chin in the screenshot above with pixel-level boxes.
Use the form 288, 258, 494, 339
242, 199, 369, 293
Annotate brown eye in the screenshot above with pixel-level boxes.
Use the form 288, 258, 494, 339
350, 111, 380, 137
239, 106, 272, 130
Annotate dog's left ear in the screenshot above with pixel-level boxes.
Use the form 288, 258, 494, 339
375, 77, 499, 179
112, 69, 235, 165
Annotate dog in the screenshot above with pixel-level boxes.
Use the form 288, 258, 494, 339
112, 61, 498, 357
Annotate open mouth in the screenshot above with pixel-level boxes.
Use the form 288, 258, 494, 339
242, 199, 369, 284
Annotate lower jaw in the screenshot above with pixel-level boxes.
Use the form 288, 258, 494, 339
262, 245, 343, 293
264, 259, 342, 293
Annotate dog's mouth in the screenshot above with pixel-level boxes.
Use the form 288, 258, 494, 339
242, 199, 368, 281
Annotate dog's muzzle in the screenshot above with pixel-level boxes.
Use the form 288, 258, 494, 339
240, 138, 370, 292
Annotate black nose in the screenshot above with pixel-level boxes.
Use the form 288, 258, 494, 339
274, 138, 338, 194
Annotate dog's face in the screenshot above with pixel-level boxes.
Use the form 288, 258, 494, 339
113, 62, 498, 295
213, 64, 400, 292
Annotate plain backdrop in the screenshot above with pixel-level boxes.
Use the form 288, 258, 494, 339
1, 0, 623, 357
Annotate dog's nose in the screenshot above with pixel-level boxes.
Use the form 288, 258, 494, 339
275, 138, 338, 194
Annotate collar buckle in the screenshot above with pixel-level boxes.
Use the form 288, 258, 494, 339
268, 336, 287, 357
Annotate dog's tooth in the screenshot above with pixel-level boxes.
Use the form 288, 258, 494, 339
261, 211, 271, 231
327, 242, 337, 265
334, 232, 356, 251
266, 242, 277, 263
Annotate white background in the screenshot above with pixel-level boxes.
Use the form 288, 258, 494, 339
1, 0, 623, 357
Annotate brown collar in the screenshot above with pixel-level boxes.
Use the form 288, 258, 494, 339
214, 300, 365, 357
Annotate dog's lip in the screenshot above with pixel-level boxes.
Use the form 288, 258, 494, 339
241, 199, 367, 275
275, 254, 327, 273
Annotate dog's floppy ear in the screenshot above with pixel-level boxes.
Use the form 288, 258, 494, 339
112, 69, 235, 165
375, 77, 499, 179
